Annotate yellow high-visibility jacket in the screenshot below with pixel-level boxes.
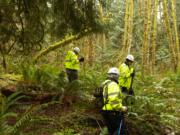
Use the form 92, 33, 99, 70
118, 63, 134, 90
65, 51, 79, 70
102, 80, 123, 111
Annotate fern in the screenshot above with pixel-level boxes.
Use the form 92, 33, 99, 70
11, 105, 38, 134
128, 73, 180, 134
20, 63, 67, 92
0, 92, 24, 135
0, 92, 47, 135
10, 101, 59, 134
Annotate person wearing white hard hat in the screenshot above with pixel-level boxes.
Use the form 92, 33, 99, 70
64, 47, 84, 82
118, 54, 135, 95
100, 67, 127, 135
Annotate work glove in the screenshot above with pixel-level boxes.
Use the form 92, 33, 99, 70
79, 57, 84, 62
121, 106, 128, 112
130, 71, 135, 77
129, 88, 134, 96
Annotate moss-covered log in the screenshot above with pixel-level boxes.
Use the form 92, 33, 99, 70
33, 29, 92, 62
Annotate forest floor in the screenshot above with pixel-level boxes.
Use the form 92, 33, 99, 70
11, 96, 103, 135
0, 75, 104, 135
6, 88, 144, 135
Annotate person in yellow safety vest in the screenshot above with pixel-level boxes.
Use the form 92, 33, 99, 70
65, 47, 84, 82
118, 54, 135, 95
101, 67, 127, 135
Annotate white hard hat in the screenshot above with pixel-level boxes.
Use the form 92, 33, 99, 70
108, 67, 120, 75
73, 47, 80, 54
126, 54, 134, 62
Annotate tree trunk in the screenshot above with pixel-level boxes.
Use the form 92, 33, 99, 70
138, 0, 142, 17
171, 0, 179, 71
88, 35, 94, 66
0, 45, 7, 73
162, 0, 177, 71
98, 3, 106, 68
151, 0, 158, 74
2, 54, 7, 73
101, 33, 106, 68
122, 0, 134, 56
142, 0, 152, 75
127, 0, 134, 54
122, 0, 129, 54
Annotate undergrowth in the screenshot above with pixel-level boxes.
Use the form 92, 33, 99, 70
128, 70, 180, 135
20, 64, 67, 92
2, 64, 179, 135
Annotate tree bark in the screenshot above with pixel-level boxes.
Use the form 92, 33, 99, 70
162, 0, 177, 71
171, 0, 179, 71
122, 0, 134, 55
151, 0, 158, 74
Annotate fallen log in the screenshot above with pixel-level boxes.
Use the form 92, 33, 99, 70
1, 85, 61, 103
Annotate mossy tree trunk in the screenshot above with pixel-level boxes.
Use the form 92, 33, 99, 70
122, 0, 134, 58
171, 0, 179, 71
98, 3, 106, 68
142, 0, 153, 75
151, 0, 158, 74
162, 0, 177, 71
33, 29, 92, 62
127, 0, 134, 54
138, 0, 143, 17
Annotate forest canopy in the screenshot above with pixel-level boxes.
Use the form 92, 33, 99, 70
0, 0, 105, 54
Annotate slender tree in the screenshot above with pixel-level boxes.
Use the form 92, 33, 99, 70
122, 0, 134, 56
87, 35, 94, 66
142, 0, 152, 75
138, 0, 143, 17
151, 0, 158, 74
171, 0, 180, 71
122, 0, 129, 54
98, 2, 106, 67
162, 0, 177, 71
127, 0, 134, 53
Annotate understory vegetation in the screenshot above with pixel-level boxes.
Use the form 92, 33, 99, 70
0, 65, 180, 135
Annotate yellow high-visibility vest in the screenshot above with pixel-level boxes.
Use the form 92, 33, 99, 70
118, 63, 134, 90
65, 51, 79, 70
102, 80, 123, 111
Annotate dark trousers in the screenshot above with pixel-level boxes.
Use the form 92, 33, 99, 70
66, 69, 78, 82
101, 111, 127, 135
121, 87, 135, 105
121, 87, 134, 95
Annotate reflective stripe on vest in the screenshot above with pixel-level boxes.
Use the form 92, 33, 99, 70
102, 80, 123, 111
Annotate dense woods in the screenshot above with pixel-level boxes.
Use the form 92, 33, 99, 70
0, 0, 180, 135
